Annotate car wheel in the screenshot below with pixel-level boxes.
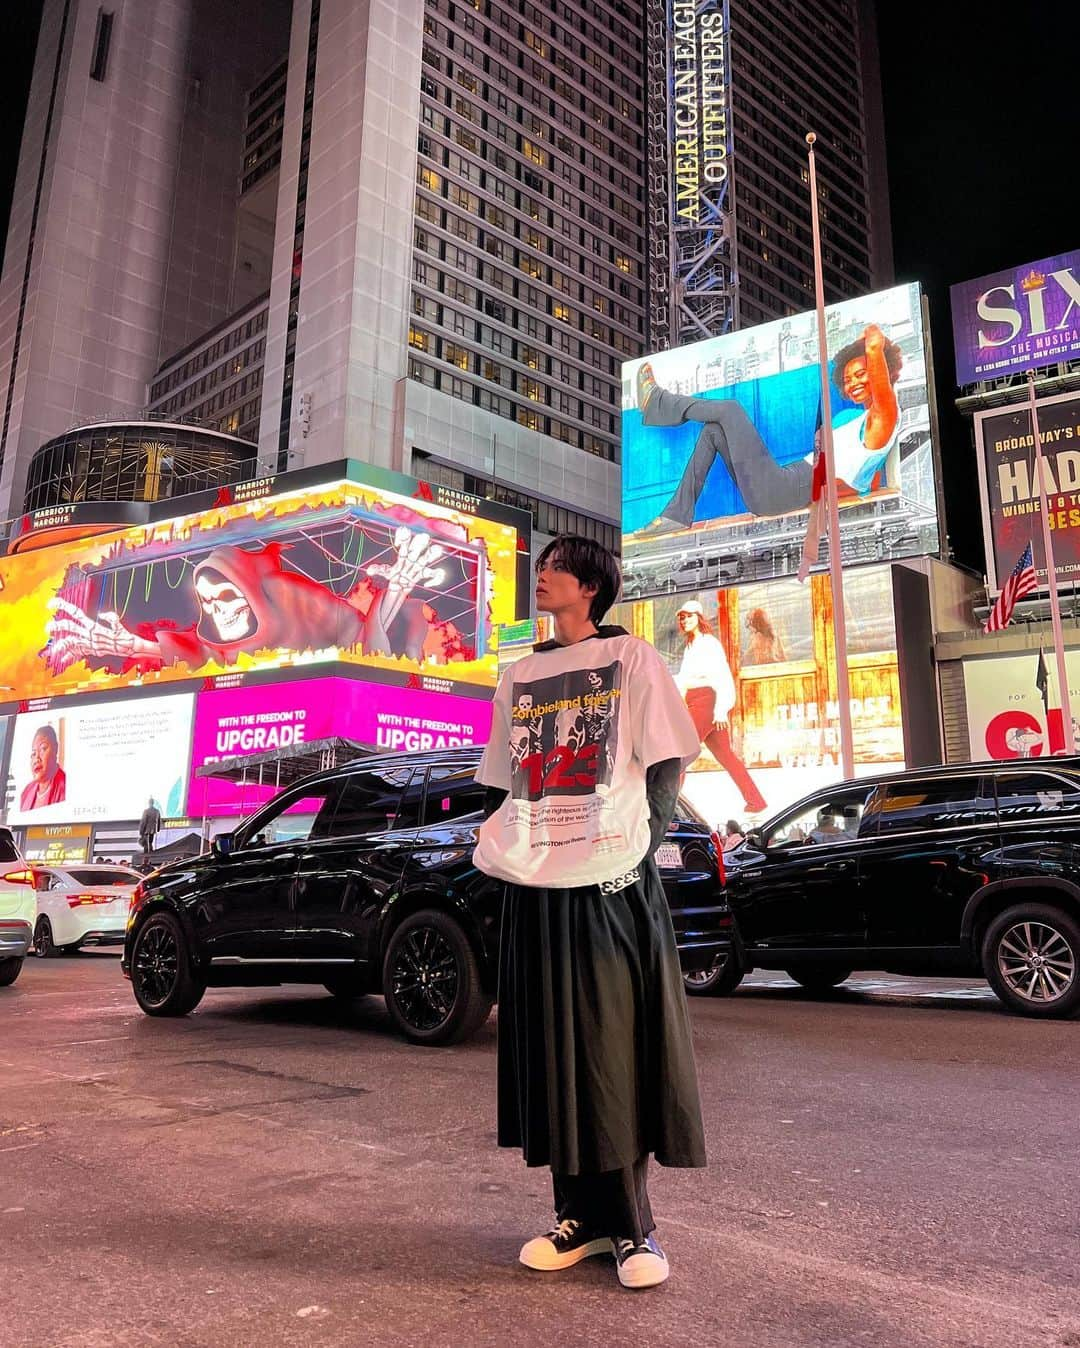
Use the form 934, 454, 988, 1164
0, 956, 23, 987
786, 966, 854, 993
382, 909, 492, 1046
683, 949, 745, 997
982, 904, 1080, 1018
34, 916, 57, 958
130, 912, 206, 1017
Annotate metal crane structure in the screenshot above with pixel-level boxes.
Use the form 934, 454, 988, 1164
646, 0, 738, 352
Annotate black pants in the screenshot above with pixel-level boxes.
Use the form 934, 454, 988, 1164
645, 389, 812, 522
553, 1156, 653, 1244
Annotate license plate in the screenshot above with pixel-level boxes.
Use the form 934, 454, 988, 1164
655, 843, 683, 869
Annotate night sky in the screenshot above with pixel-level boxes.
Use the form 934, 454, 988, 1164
1, 0, 1077, 576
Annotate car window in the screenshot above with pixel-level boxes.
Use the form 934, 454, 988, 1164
327, 769, 416, 837
0, 834, 19, 865
65, 868, 139, 886
764, 786, 872, 848
238, 783, 341, 848
994, 772, 1080, 820
33, 870, 57, 891
862, 776, 992, 836
423, 768, 486, 825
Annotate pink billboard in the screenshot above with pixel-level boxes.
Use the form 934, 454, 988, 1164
187, 676, 492, 817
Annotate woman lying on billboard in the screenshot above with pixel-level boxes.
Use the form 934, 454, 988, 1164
636, 323, 902, 533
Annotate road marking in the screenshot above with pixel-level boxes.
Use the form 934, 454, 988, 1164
58, 1037, 132, 1046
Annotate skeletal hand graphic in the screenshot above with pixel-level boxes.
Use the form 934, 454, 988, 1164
366, 527, 446, 631
46, 598, 159, 669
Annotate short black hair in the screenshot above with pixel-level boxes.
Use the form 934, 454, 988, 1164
536, 535, 622, 624
831, 334, 903, 394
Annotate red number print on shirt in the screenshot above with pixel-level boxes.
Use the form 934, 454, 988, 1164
520, 743, 599, 794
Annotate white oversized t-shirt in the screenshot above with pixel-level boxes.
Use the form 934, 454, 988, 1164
473, 630, 702, 888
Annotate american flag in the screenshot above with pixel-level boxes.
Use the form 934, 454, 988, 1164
984, 542, 1038, 632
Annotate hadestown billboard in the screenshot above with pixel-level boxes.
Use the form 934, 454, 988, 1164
975, 390, 1080, 596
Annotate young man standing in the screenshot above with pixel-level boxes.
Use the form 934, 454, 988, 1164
474, 536, 706, 1290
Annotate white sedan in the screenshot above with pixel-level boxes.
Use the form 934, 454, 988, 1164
33, 864, 143, 957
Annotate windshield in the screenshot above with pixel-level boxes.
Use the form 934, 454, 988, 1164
63, 867, 140, 886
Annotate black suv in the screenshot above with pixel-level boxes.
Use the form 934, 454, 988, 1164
122, 748, 730, 1044
703, 760, 1080, 1018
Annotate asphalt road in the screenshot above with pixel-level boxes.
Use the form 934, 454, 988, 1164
1, 956, 1077, 1348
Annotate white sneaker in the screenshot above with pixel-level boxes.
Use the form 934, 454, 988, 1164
614, 1235, 670, 1289
519, 1218, 613, 1271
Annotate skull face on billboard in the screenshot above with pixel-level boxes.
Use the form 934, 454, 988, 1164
194, 569, 255, 643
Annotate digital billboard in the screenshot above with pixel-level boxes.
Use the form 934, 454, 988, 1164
187, 676, 493, 816
963, 652, 1080, 761
23, 824, 92, 864
620, 283, 939, 591
974, 390, 1080, 596
611, 566, 904, 827
7, 692, 195, 826
0, 476, 519, 705
950, 250, 1080, 385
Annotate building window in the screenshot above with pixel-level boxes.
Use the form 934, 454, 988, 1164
408, 325, 429, 352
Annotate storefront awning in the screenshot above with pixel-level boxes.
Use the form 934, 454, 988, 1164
194, 735, 375, 790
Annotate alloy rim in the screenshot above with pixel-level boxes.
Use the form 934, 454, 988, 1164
390, 927, 459, 1031
35, 920, 52, 958
997, 920, 1076, 1003
133, 922, 179, 1007
684, 955, 726, 988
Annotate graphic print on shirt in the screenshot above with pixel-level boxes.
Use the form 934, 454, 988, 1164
509, 661, 622, 803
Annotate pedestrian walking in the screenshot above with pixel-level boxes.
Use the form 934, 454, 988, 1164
674, 599, 767, 815
474, 535, 706, 1290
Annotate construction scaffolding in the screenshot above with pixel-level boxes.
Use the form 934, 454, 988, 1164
646, 0, 739, 352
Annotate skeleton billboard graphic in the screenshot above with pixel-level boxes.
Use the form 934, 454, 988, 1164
0, 477, 521, 702
508, 662, 622, 803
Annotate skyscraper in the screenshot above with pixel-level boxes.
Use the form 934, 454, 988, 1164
1, 0, 891, 554
646, 0, 893, 349
0, 0, 292, 522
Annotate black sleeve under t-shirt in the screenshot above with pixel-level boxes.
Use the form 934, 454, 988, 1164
645, 758, 681, 855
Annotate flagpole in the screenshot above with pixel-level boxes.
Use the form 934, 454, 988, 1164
806, 132, 855, 779
1028, 369, 1075, 753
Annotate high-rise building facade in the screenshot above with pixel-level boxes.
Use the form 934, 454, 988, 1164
0, 0, 291, 522
646, 0, 892, 350
2, 0, 892, 554
250, 0, 635, 546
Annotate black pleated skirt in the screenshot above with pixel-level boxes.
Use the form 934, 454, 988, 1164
496, 859, 707, 1176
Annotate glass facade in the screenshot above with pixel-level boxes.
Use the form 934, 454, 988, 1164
147, 297, 268, 441
23, 423, 257, 512
728, 0, 879, 327
241, 60, 288, 195
408, 0, 647, 464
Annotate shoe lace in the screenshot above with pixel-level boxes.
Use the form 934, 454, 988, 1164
615, 1237, 638, 1256
551, 1219, 581, 1241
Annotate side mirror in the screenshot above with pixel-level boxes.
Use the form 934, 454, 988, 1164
212, 832, 235, 859
744, 830, 764, 849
